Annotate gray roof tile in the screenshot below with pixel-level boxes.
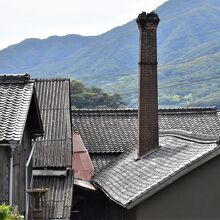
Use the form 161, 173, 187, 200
93, 136, 220, 208
33, 79, 72, 168
72, 108, 220, 153
91, 154, 120, 174
0, 74, 35, 142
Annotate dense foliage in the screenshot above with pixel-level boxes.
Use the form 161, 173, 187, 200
0, 0, 220, 108
0, 204, 24, 220
70, 80, 126, 109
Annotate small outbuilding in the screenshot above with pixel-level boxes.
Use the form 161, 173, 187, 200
32, 78, 74, 220
0, 74, 43, 215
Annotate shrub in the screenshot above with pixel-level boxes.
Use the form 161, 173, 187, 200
0, 204, 24, 220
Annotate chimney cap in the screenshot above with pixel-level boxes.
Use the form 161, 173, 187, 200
136, 11, 160, 29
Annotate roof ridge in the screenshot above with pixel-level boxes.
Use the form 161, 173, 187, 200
159, 106, 217, 113
34, 78, 70, 82
71, 107, 217, 114
0, 73, 34, 83
160, 129, 219, 143
71, 108, 137, 114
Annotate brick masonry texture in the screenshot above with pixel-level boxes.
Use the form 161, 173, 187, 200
137, 12, 160, 157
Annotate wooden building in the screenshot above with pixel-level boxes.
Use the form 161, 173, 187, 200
32, 78, 74, 220
71, 108, 220, 220
71, 11, 220, 220
0, 74, 43, 215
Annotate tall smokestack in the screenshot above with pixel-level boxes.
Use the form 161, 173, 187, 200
136, 12, 160, 158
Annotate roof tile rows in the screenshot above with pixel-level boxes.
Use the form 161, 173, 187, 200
72, 108, 220, 174
90, 154, 120, 174
72, 108, 220, 154
0, 75, 34, 142
33, 79, 72, 168
92, 136, 220, 208
72, 110, 137, 153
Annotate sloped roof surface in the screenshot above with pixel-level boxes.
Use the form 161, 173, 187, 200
93, 135, 220, 208
33, 79, 72, 168
72, 134, 94, 181
0, 74, 34, 142
72, 108, 220, 154
90, 154, 120, 174
33, 171, 73, 220
72, 109, 137, 153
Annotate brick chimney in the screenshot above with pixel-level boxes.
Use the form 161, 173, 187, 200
136, 12, 160, 158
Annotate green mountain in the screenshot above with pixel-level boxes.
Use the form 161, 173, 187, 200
0, 0, 220, 108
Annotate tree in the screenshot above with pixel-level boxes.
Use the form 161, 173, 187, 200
70, 80, 127, 109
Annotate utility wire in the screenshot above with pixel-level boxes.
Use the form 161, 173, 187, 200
78, 58, 220, 81
112, 75, 220, 96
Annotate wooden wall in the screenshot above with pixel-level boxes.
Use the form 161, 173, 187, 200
0, 147, 10, 204
13, 122, 32, 215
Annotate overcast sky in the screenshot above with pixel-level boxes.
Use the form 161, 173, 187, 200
0, 0, 167, 50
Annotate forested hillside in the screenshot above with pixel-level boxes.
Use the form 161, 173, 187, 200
70, 80, 126, 109
0, 0, 220, 108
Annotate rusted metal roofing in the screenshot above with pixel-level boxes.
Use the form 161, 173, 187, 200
72, 107, 220, 154
33, 171, 73, 219
93, 135, 220, 208
0, 74, 43, 143
33, 79, 72, 168
72, 134, 94, 181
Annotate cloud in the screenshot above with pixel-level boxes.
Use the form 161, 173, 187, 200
0, 0, 167, 49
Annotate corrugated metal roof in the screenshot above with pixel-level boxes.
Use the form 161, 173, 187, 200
72, 107, 220, 153
0, 74, 43, 143
33, 79, 72, 168
33, 171, 73, 219
93, 135, 220, 208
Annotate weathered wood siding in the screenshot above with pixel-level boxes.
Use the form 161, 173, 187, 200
13, 122, 32, 215
0, 147, 10, 204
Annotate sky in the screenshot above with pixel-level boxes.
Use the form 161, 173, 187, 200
0, 0, 167, 50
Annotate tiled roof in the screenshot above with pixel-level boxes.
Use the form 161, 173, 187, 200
33, 79, 72, 168
0, 74, 43, 143
72, 108, 220, 154
72, 109, 137, 153
33, 171, 73, 219
91, 154, 120, 174
92, 135, 220, 208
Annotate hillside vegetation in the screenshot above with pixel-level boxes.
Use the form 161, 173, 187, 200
0, 0, 220, 108
70, 80, 126, 109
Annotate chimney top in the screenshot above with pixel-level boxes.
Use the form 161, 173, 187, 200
136, 11, 160, 29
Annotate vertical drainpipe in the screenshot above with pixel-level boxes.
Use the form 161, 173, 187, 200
9, 142, 17, 206
25, 142, 36, 220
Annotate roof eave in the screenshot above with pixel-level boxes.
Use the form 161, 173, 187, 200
32, 86, 44, 137
126, 144, 220, 209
